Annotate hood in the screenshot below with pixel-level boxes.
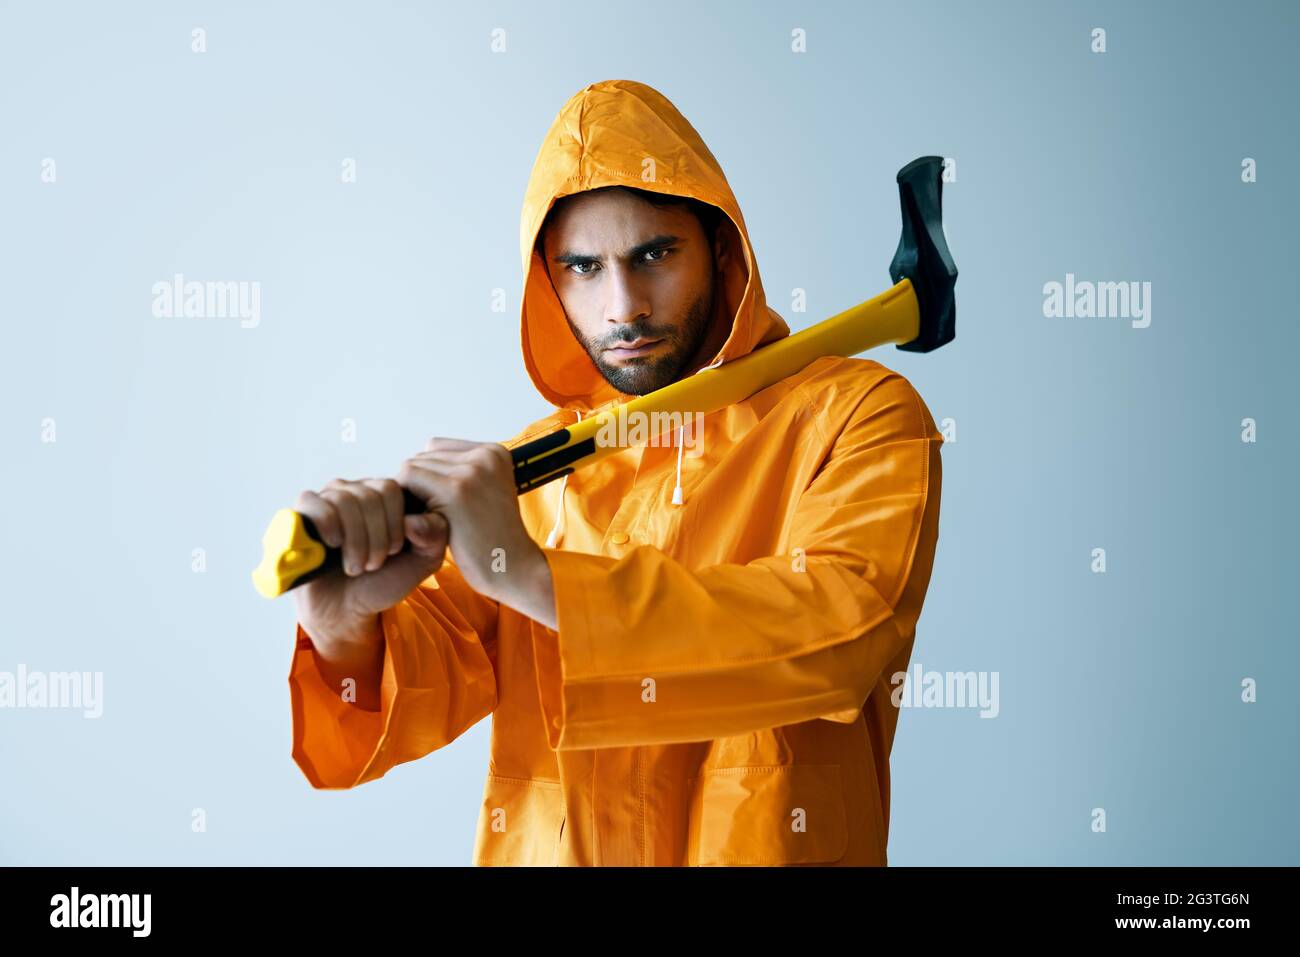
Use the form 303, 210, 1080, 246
519, 79, 789, 414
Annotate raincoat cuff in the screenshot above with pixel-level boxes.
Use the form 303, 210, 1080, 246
288, 618, 399, 789
529, 616, 564, 751
531, 547, 617, 749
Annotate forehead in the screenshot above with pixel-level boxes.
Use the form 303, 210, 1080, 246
543, 190, 695, 249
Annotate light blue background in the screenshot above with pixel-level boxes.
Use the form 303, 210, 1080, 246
1, 0, 1295, 865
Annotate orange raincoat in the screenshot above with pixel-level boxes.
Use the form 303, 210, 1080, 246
288, 79, 944, 866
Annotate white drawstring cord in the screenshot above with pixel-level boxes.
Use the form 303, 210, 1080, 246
672, 426, 685, 505
544, 409, 582, 548
547, 351, 726, 535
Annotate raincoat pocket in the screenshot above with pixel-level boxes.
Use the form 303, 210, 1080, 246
472, 773, 566, 866
685, 764, 848, 866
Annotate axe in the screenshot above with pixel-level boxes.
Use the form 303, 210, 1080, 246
253, 155, 957, 598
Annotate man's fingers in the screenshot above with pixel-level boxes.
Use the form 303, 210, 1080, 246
405, 511, 448, 541
382, 545, 446, 581
363, 478, 406, 557
351, 485, 390, 572
320, 487, 369, 576
424, 436, 485, 453
294, 489, 342, 548
398, 460, 471, 508
405, 512, 449, 556
404, 456, 463, 478
300, 453, 475, 571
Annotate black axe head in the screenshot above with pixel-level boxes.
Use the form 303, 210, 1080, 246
889, 156, 957, 353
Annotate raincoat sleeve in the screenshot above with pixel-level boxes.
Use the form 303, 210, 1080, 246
529, 373, 941, 750
288, 555, 500, 788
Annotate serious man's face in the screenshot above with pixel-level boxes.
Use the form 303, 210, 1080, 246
541, 189, 722, 395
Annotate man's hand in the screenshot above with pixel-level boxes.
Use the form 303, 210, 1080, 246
399, 437, 557, 629
290, 478, 453, 712
292, 478, 452, 649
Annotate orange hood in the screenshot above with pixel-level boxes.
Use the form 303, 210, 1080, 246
518, 79, 790, 413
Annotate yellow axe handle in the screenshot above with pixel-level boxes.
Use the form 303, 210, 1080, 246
252, 279, 918, 598
512, 278, 919, 491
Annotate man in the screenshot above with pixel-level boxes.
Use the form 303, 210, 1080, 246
287, 79, 944, 866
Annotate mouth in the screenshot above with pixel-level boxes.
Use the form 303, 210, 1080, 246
605, 338, 664, 358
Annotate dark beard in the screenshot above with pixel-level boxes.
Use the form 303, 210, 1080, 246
570, 280, 716, 396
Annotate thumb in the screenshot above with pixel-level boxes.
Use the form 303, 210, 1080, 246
405, 512, 449, 555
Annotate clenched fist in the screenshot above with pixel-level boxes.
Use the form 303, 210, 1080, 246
398, 437, 556, 628
292, 477, 450, 652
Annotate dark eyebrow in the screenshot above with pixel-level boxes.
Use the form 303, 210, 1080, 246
552, 234, 682, 266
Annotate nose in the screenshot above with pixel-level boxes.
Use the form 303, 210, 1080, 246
602, 264, 652, 329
